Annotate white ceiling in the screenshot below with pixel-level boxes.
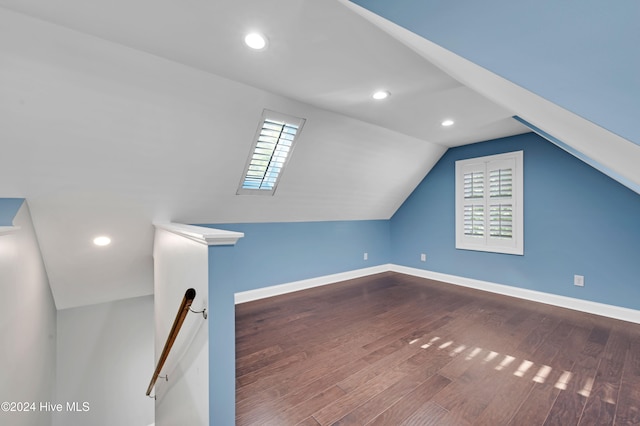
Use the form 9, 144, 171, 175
0, 0, 528, 309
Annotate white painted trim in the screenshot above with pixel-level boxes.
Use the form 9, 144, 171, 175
389, 265, 640, 325
0, 226, 20, 236
234, 264, 391, 304
154, 223, 244, 246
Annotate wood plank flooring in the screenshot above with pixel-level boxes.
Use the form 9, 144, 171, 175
235, 272, 640, 425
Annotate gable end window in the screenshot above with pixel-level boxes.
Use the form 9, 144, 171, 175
455, 151, 524, 255
237, 109, 306, 196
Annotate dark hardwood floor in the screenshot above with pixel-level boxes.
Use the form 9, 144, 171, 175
235, 272, 640, 425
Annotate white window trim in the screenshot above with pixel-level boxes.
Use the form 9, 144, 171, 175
455, 151, 524, 255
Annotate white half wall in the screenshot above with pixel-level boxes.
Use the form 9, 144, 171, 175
0, 201, 56, 426
53, 295, 154, 426
153, 227, 210, 426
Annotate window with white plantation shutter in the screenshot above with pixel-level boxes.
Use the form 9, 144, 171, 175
455, 151, 523, 255
237, 110, 306, 195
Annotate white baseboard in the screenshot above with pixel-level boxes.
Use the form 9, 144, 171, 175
234, 264, 392, 304
233, 263, 640, 324
390, 265, 640, 325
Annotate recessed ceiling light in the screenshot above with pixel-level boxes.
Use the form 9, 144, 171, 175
244, 32, 268, 50
93, 236, 111, 246
441, 119, 455, 127
372, 90, 390, 100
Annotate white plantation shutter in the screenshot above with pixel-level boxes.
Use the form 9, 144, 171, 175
464, 205, 484, 237
464, 171, 485, 200
487, 158, 515, 247
242, 120, 298, 191
489, 168, 512, 197
460, 162, 485, 240
456, 151, 523, 255
489, 204, 512, 238
238, 110, 306, 195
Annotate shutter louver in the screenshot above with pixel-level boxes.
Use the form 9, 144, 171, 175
242, 120, 298, 190
464, 205, 485, 236
464, 172, 484, 199
238, 110, 305, 195
489, 204, 513, 238
488, 167, 513, 239
489, 168, 512, 198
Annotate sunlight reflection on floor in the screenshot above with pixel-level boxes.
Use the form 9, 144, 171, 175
408, 334, 593, 398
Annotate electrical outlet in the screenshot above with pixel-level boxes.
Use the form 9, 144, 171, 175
363, 252, 368, 261
574, 275, 584, 287
420, 253, 427, 262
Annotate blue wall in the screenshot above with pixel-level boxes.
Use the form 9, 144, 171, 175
208, 244, 238, 426
0, 198, 24, 226
204, 219, 390, 425
391, 133, 640, 310
204, 220, 390, 292
350, 0, 640, 147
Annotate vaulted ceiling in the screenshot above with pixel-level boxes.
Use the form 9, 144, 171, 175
1, 0, 635, 310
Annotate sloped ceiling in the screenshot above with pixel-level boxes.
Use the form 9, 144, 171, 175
0, 0, 547, 309
345, 0, 640, 195
350, 0, 640, 148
